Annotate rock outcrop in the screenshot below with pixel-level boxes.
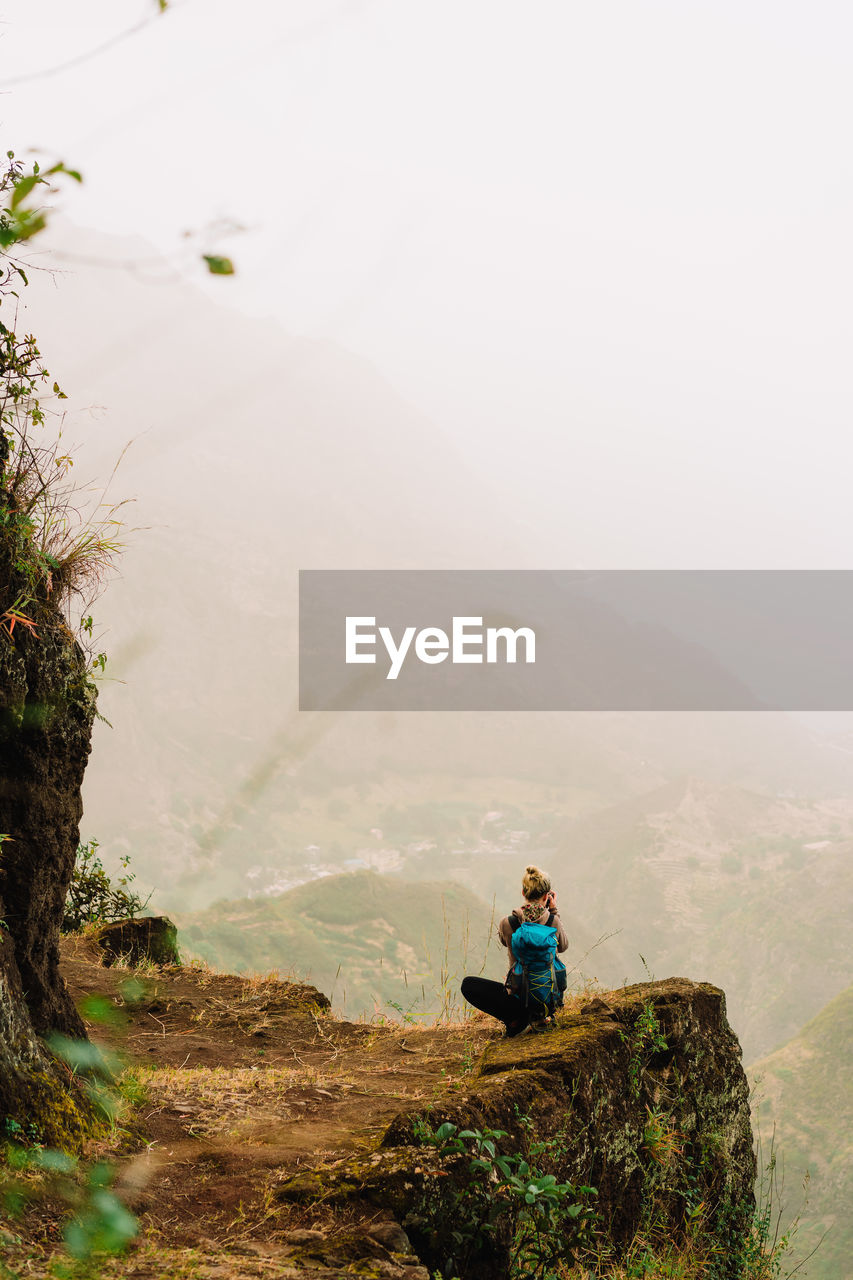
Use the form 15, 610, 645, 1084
280, 978, 756, 1277
92, 915, 180, 968
0, 610, 94, 1038
0, 926, 95, 1148
0, 539, 97, 1142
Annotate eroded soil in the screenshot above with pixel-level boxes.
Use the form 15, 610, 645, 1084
1, 937, 497, 1278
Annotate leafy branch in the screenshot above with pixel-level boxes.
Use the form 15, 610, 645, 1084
417, 1120, 597, 1279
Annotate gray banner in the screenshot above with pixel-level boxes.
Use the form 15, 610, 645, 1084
299, 570, 853, 711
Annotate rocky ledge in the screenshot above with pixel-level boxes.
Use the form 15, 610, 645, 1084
279, 978, 755, 1278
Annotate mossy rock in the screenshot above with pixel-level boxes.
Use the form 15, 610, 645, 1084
0, 930, 101, 1151
92, 916, 180, 967
375, 979, 754, 1274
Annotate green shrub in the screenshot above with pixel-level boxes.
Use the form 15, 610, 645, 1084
416, 1120, 597, 1279
62, 840, 150, 933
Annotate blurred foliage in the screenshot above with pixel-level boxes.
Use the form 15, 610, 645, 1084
2, 1005, 140, 1262
202, 253, 235, 276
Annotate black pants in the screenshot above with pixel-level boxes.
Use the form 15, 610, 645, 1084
460, 975, 528, 1029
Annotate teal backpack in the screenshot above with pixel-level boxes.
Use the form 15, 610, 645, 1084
506, 911, 567, 1017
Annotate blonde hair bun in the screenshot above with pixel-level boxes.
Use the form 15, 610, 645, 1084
522, 864, 551, 902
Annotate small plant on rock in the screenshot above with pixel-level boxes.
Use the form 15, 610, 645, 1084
62, 839, 151, 933
620, 1000, 669, 1098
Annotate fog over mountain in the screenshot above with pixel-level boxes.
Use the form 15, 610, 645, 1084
21, 225, 853, 936
22, 226, 853, 1079
2, 4, 852, 1271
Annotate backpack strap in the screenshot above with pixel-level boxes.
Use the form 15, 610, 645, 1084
510, 910, 557, 938
505, 917, 522, 993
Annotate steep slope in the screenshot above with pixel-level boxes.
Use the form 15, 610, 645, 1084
174, 870, 502, 1020
750, 986, 853, 1280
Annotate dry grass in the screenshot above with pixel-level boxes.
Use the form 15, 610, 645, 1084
3, 425, 128, 620
130, 1064, 317, 1140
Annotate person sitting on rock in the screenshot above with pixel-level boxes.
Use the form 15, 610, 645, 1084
460, 864, 569, 1038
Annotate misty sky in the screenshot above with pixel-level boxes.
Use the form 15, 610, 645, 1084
2, 1, 852, 568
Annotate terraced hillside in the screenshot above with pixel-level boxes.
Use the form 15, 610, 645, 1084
551, 777, 853, 1059
750, 985, 853, 1280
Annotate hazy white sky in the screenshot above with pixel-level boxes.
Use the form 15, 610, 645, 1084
2, 1, 852, 566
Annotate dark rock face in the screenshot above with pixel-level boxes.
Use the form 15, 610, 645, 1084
92, 916, 180, 968
0, 543, 97, 1143
0, 614, 94, 1038
279, 979, 756, 1278
0, 928, 94, 1147
454, 978, 757, 1250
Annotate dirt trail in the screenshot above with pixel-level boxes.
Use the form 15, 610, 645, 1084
54, 937, 494, 1275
